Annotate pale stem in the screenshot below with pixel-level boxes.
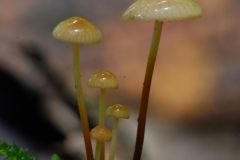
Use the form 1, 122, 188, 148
108, 118, 119, 160
100, 88, 106, 159
99, 88, 106, 125
73, 43, 93, 160
95, 88, 106, 160
133, 21, 163, 160
95, 141, 102, 160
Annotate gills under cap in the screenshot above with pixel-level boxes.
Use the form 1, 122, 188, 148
52, 16, 101, 44
123, 0, 202, 22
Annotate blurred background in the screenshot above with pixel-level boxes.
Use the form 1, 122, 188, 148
1, 0, 240, 159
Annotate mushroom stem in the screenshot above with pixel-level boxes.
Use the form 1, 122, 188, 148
98, 88, 106, 159
133, 21, 163, 160
95, 141, 102, 160
99, 88, 106, 125
73, 43, 93, 160
108, 118, 119, 160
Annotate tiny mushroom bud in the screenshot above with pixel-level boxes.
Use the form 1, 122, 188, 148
105, 104, 130, 119
105, 104, 130, 160
90, 125, 112, 143
90, 125, 112, 160
88, 70, 119, 90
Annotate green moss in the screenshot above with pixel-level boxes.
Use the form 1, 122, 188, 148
0, 136, 61, 160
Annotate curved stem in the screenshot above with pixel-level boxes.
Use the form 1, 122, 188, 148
108, 118, 119, 160
73, 43, 93, 160
133, 21, 163, 160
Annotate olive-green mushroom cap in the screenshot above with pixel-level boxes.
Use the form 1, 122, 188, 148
88, 70, 119, 89
90, 125, 112, 142
52, 16, 101, 44
105, 104, 130, 119
123, 0, 202, 22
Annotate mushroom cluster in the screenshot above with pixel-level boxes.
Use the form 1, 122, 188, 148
52, 17, 131, 160
51, 0, 202, 159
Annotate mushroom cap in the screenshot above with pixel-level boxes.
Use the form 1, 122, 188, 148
105, 104, 130, 119
90, 125, 112, 142
88, 70, 119, 89
122, 0, 202, 22
52, 16, 101, 44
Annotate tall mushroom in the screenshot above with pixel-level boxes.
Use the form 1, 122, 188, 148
52, 16, 102, 160
123, 0, 202, 159
105, 104, 130, 160
88, 70, 119, 159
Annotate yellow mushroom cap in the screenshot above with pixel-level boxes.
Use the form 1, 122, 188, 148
122, 0, 202, 22
90, 125, 112, 142
105, 104, 130, 119
52, 16, 101, 44
88, 70, 119, 89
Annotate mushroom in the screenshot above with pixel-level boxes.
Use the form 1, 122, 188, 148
122, 0, 202, 22
52, 16, 102, 160
88, 70, 119, 125
88, 70, 118, 159
122, 0, 202, 159
90, 125, 112, 160
105, 104, 130, 160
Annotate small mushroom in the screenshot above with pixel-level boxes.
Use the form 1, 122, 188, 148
88, 70, 119, 125
122, 1, 202, 159
52, 16, 102, 160
105, 104, 130, 160
90, 125, 112, 160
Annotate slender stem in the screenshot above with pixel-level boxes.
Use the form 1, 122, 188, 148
73, 43, 93, 160
108, 118, 119, 160
95, 141, 104, 160
133, 21, 163, 160
99, 89, 106, 125
95, 141, 102, 160
100, 143, 104, 160
99, 88, 106, 160
94, 89, 107, 160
